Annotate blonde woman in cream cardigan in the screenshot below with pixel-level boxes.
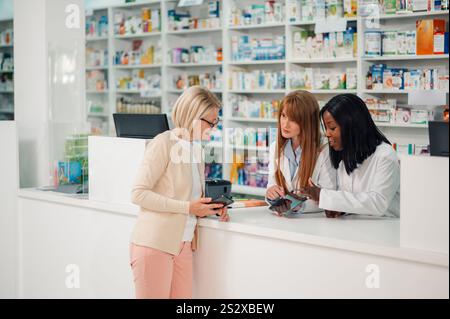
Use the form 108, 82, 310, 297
129, 87, 229, 299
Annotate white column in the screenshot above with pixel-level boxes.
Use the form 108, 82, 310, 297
14, 0, 85, 188
0, 121, 19, 298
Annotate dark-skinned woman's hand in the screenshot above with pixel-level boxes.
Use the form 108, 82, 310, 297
325, 211, 346, 218
273, 199, 291, 217
300, 178, 322, 203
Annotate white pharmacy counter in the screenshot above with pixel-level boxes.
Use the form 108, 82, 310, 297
17, 188, 448, 299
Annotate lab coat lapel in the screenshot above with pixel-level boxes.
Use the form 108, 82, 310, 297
281, 153, 293, 191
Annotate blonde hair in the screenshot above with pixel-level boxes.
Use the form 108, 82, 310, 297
171, 86, 222, 135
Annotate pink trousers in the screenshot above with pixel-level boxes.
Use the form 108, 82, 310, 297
129, 242, 193, 299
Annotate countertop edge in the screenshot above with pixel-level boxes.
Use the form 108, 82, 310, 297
18, 189, 449, 268
18, 188, 139, 217
199, 214, 450, 268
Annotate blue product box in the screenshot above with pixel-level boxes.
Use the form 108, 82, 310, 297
371, 64, 386, 89
445, 32, 449, 54
58, 161, 82, 185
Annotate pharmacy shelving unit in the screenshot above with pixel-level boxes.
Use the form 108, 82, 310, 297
358, 9, 449, 148
85, 6, 111, 135
84, 1, 449, 197
0, 18, 14, 121
85, 1, 166, 136
111, 1, 164, 136
163, 0, 224, 125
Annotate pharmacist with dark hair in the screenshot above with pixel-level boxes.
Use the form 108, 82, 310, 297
301, 94, 400, 218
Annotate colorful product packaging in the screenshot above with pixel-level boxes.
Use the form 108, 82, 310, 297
416, 19, 434, 55
382, 31, 398, 55
365, 31, 382, 56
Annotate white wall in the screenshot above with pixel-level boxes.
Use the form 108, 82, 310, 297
0, 121, 19, 298
15, 0, 49, 188
0, 0, 13, 20
15, 0, 86, 188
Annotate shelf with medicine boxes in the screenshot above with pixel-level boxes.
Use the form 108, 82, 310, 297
359, 0, 449, 158
0, 18, 14, 120
82, 0, 449, 196
163, 0, 224, 122
286, 0, 358, 25
85, 7, 111, 135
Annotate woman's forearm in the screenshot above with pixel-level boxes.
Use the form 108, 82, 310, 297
131, 187, 190, 215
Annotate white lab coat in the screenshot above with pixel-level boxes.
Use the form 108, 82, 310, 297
319, 143, 400, 218
267, 141, 337, 213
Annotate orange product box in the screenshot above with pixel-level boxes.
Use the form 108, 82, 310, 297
416, 19, 434, 55
416, 19, 447, 55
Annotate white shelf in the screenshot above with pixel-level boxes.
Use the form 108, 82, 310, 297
86, 90, 109, 94
229, 60, 286, 65
378, 10, 449, 20
166, 28, 222, 35
86, 36, 109, 42
0, 70, 13, 73
376, 122, 429, 129
230, 145, 269, 152
116, 89, 162, 97
289, 17, 357, 26
289, 57, 357, 63
205, 141, 224, 149
113, 0, 162, 9
229, 117, 277, 123
363, 89, 449, 94
0, 44, 13, 48
232, 185, 266, 197
168, 88, 222, 94
166, 62, 222, 67
0, 90, 14, 93
228, 22, 285, 30
0, 109, 14, 114
86, 66, 108, 71
113, 32, 161, 39
229, 89, 286, 94
363, 54, 449, 61
87, 113, 109, 118
287, 89, 357, 94
112, 0, 161, 9
114, 64, 162, 69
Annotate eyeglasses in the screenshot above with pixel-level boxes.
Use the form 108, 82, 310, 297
201, 118, 220, 129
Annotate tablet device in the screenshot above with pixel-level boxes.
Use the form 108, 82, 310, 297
269, 192, 308, 215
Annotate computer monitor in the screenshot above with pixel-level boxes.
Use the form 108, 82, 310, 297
429, 121, 449, 157
113, 114, 170, 139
